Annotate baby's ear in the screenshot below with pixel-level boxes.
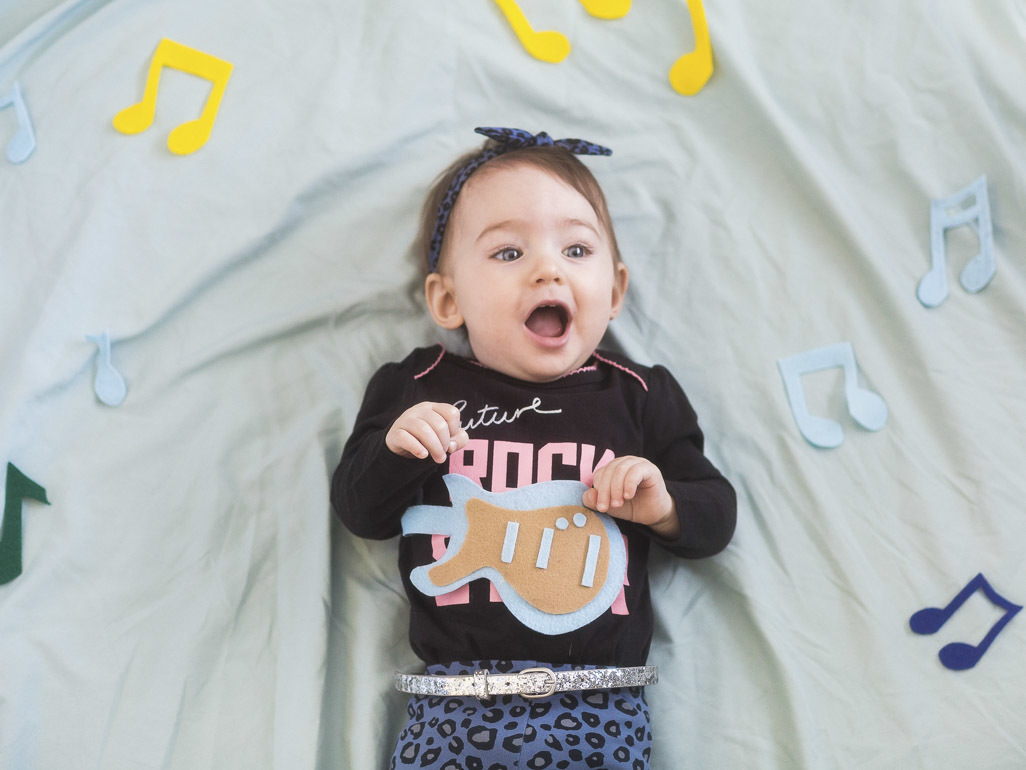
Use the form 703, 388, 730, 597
609, 261, 629, 319
425, 273, 465, 329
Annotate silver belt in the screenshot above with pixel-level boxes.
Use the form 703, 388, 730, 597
395, 665, 657, 700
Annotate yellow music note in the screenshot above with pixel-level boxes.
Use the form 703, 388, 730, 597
492, 0, 571, 63
579, 0, 631, 20
669, 0, 713, 95
113, 38, 233, 155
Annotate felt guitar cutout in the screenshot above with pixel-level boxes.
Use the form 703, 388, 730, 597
402, 475, 627, 635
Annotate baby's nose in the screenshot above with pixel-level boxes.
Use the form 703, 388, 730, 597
532, 253, 565, 283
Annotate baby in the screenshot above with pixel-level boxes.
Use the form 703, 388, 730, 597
332, 127, 736, 769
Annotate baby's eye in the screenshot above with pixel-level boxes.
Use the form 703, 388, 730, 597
563, 243, 591, 259
492, 247, 522, 262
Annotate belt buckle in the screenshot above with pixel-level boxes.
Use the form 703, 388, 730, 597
518, 667, 556, 699
472, 670, 489, 699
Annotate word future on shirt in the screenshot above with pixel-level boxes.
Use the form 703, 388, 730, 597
450, 397, 615, 490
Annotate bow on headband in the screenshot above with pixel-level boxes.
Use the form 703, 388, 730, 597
427, 126, 613, 273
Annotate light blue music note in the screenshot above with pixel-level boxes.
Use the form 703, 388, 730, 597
87, 330, 128, 407
0, 82, 37, 164
777, 341, 888, 449
910, 573, 1021, 671
917, 176, 995, 308
0, 463, 50, 586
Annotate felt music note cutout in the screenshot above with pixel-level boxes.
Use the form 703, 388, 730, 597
87, 330, 128, 407
910, 574, 1022, 671
0, 463, 49, 586
0, 81, 37, 164
113, 38, 233, 155
579, 0, 631, 20
916, 176, 995, 308
777, 341, 888, 449
669, 0, 713, 95
492, 0, 571, 63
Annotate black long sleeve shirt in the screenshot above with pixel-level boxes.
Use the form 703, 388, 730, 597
332, 346, 736, 666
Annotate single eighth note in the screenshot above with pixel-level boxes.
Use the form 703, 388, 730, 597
87, 330, 128, 407
0, 463, 49, 586
0, 81, 37, 164
113, 38, 234, 155
492, 0, 572, 63
669, 0, 713, 95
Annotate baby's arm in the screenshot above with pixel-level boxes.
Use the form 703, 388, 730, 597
583, 363, 736, 557
332, 360, 466, 540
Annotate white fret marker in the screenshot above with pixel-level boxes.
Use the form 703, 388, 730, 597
536, 527, 555, 569
581, 534, 602, 587
501, 521, 519, 563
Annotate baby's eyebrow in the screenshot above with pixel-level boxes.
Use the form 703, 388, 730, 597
561, 218, 601, 236
474, 217, 601, 243
474, 219, 523, 243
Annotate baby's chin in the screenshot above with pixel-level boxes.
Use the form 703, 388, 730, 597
471, 348, 591, 383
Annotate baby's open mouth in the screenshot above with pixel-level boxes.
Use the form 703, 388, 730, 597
525, 304, 569, 338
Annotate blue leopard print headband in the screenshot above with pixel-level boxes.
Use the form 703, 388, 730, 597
427, 127, 613, 273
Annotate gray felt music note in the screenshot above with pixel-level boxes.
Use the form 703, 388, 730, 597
917, 176, 995, 308
87, 330, 128, 407
777, 342, 888, 449
0, 82, 36, 164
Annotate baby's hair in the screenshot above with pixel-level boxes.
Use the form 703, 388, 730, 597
416, 140, 622, 275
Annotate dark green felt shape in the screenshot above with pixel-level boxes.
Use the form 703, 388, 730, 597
0, 462, 50, 585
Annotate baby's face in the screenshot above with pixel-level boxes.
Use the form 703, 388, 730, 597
428, 163, 627, 383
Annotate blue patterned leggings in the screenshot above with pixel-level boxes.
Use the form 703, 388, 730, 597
390, 660, 653, 770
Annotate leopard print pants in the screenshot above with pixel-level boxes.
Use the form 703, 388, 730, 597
390, 660, 653, 770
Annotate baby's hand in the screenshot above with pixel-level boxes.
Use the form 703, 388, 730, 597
386, 402, 469, 463
583, 456, 681, 540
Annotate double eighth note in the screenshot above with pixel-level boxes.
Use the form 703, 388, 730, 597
113, 38, 233, 155
910, 574, 1021, 671
778, 342, 888, 449
916, 176, 995, 308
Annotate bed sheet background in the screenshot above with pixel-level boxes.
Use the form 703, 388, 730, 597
1, 0, 1025, 768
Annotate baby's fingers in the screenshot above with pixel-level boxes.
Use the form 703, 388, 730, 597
605, 458, 646, 508
620, 460, 656, 502
432, 403, 467, 454
387, 427, 433, 461
587, 459, 624, 512
418, 412, 458, 462
449, 428, 470, 454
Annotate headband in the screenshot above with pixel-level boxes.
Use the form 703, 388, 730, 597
427, 126, 613, 273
